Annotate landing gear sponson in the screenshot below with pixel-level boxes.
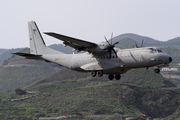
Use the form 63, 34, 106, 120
91, 71, 121, 80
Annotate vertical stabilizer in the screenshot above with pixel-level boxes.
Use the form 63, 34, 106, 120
28, 21, 62, 55
28, 21, 46, 55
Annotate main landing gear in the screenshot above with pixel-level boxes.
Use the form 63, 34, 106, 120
91, 71, 121, 80
154, 68, 160, 73
109, 74, 121, 80
91, 71, 103, 77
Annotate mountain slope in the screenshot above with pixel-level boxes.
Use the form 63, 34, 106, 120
112, 33, 159, 45
0, 48, 24, 66
0, 48, 61, 92
112, 33, 180, 49
0, 49, 9, 54
0, 44, 74, 67
0, 66, 60, 92
0, 67, 178, 119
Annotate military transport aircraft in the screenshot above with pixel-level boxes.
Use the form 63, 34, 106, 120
13, 21, 172, 80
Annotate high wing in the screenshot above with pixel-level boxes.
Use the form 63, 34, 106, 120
44, 32, 98, 52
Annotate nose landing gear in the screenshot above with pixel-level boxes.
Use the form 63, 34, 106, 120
154, 68, 160, 73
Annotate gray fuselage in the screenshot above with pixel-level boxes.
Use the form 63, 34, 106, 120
42, 47, 171, 74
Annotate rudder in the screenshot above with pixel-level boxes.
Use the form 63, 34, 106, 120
28, 21, 46, 55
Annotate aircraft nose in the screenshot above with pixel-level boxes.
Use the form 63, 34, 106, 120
169, 57, 172, 63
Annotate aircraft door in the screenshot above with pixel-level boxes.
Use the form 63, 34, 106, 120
140, 51, 147, 62
71, 55, 81, 69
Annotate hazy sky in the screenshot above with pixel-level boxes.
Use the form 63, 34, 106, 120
0, 0, 180, 49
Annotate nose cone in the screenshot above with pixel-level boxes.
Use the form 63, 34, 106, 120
169, 57, 172, 63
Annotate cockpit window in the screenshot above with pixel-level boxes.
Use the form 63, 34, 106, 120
150, 48, 164, 53
150, 48, 157, 53
157, 49, 163, 53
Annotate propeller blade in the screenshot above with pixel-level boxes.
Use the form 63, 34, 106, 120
113, 42, 119, 46
135, 42, 138, 48
141, 39, 144, 47
104, 33, 116, 60
111, 32, 113, 45
104, 36, 111, 46
109, 50, 111, 59
112, 48, 118, 57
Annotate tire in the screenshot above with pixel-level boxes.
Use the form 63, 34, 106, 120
108, 74, 114, 80
97, 71, 103, 77
154, 68, 160, 73
115, 74, 121, 80
91, 71, 96, 77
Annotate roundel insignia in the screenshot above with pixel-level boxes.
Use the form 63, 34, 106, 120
59, 58, 62, 60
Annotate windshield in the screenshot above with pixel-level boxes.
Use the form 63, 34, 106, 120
150, 48, 164, 53
150, 48, 157, 53
157, 49, 164, 53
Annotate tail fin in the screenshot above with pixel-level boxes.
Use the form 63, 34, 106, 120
28, 21, 46, 54
28, 21, 61, 55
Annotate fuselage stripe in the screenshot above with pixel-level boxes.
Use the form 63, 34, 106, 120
119, 50, 123, 62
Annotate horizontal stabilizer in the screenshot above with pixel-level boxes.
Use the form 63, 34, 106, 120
12, 52, 42, 59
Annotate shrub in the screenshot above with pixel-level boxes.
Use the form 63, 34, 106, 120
15, 88, 26, 95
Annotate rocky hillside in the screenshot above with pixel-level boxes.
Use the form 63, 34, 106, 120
0, 48, 23, 66
0, 67, 178, 119
0, 33, 179, 119
0, 48, 61, 92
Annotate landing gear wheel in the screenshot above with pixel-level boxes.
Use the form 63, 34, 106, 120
91, 71, 96, 77
108, 74, 114, 80
154, 68, 160, 73
115, 74, 121, 80
97, 71, 103, 77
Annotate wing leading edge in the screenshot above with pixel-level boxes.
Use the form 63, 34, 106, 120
44, 32, 97, 52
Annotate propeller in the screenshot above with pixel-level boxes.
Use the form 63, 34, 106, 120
135, 42, 138, 48
141, 39, 144, 47
104, 33, 119, 59
135, 39, 144, 48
